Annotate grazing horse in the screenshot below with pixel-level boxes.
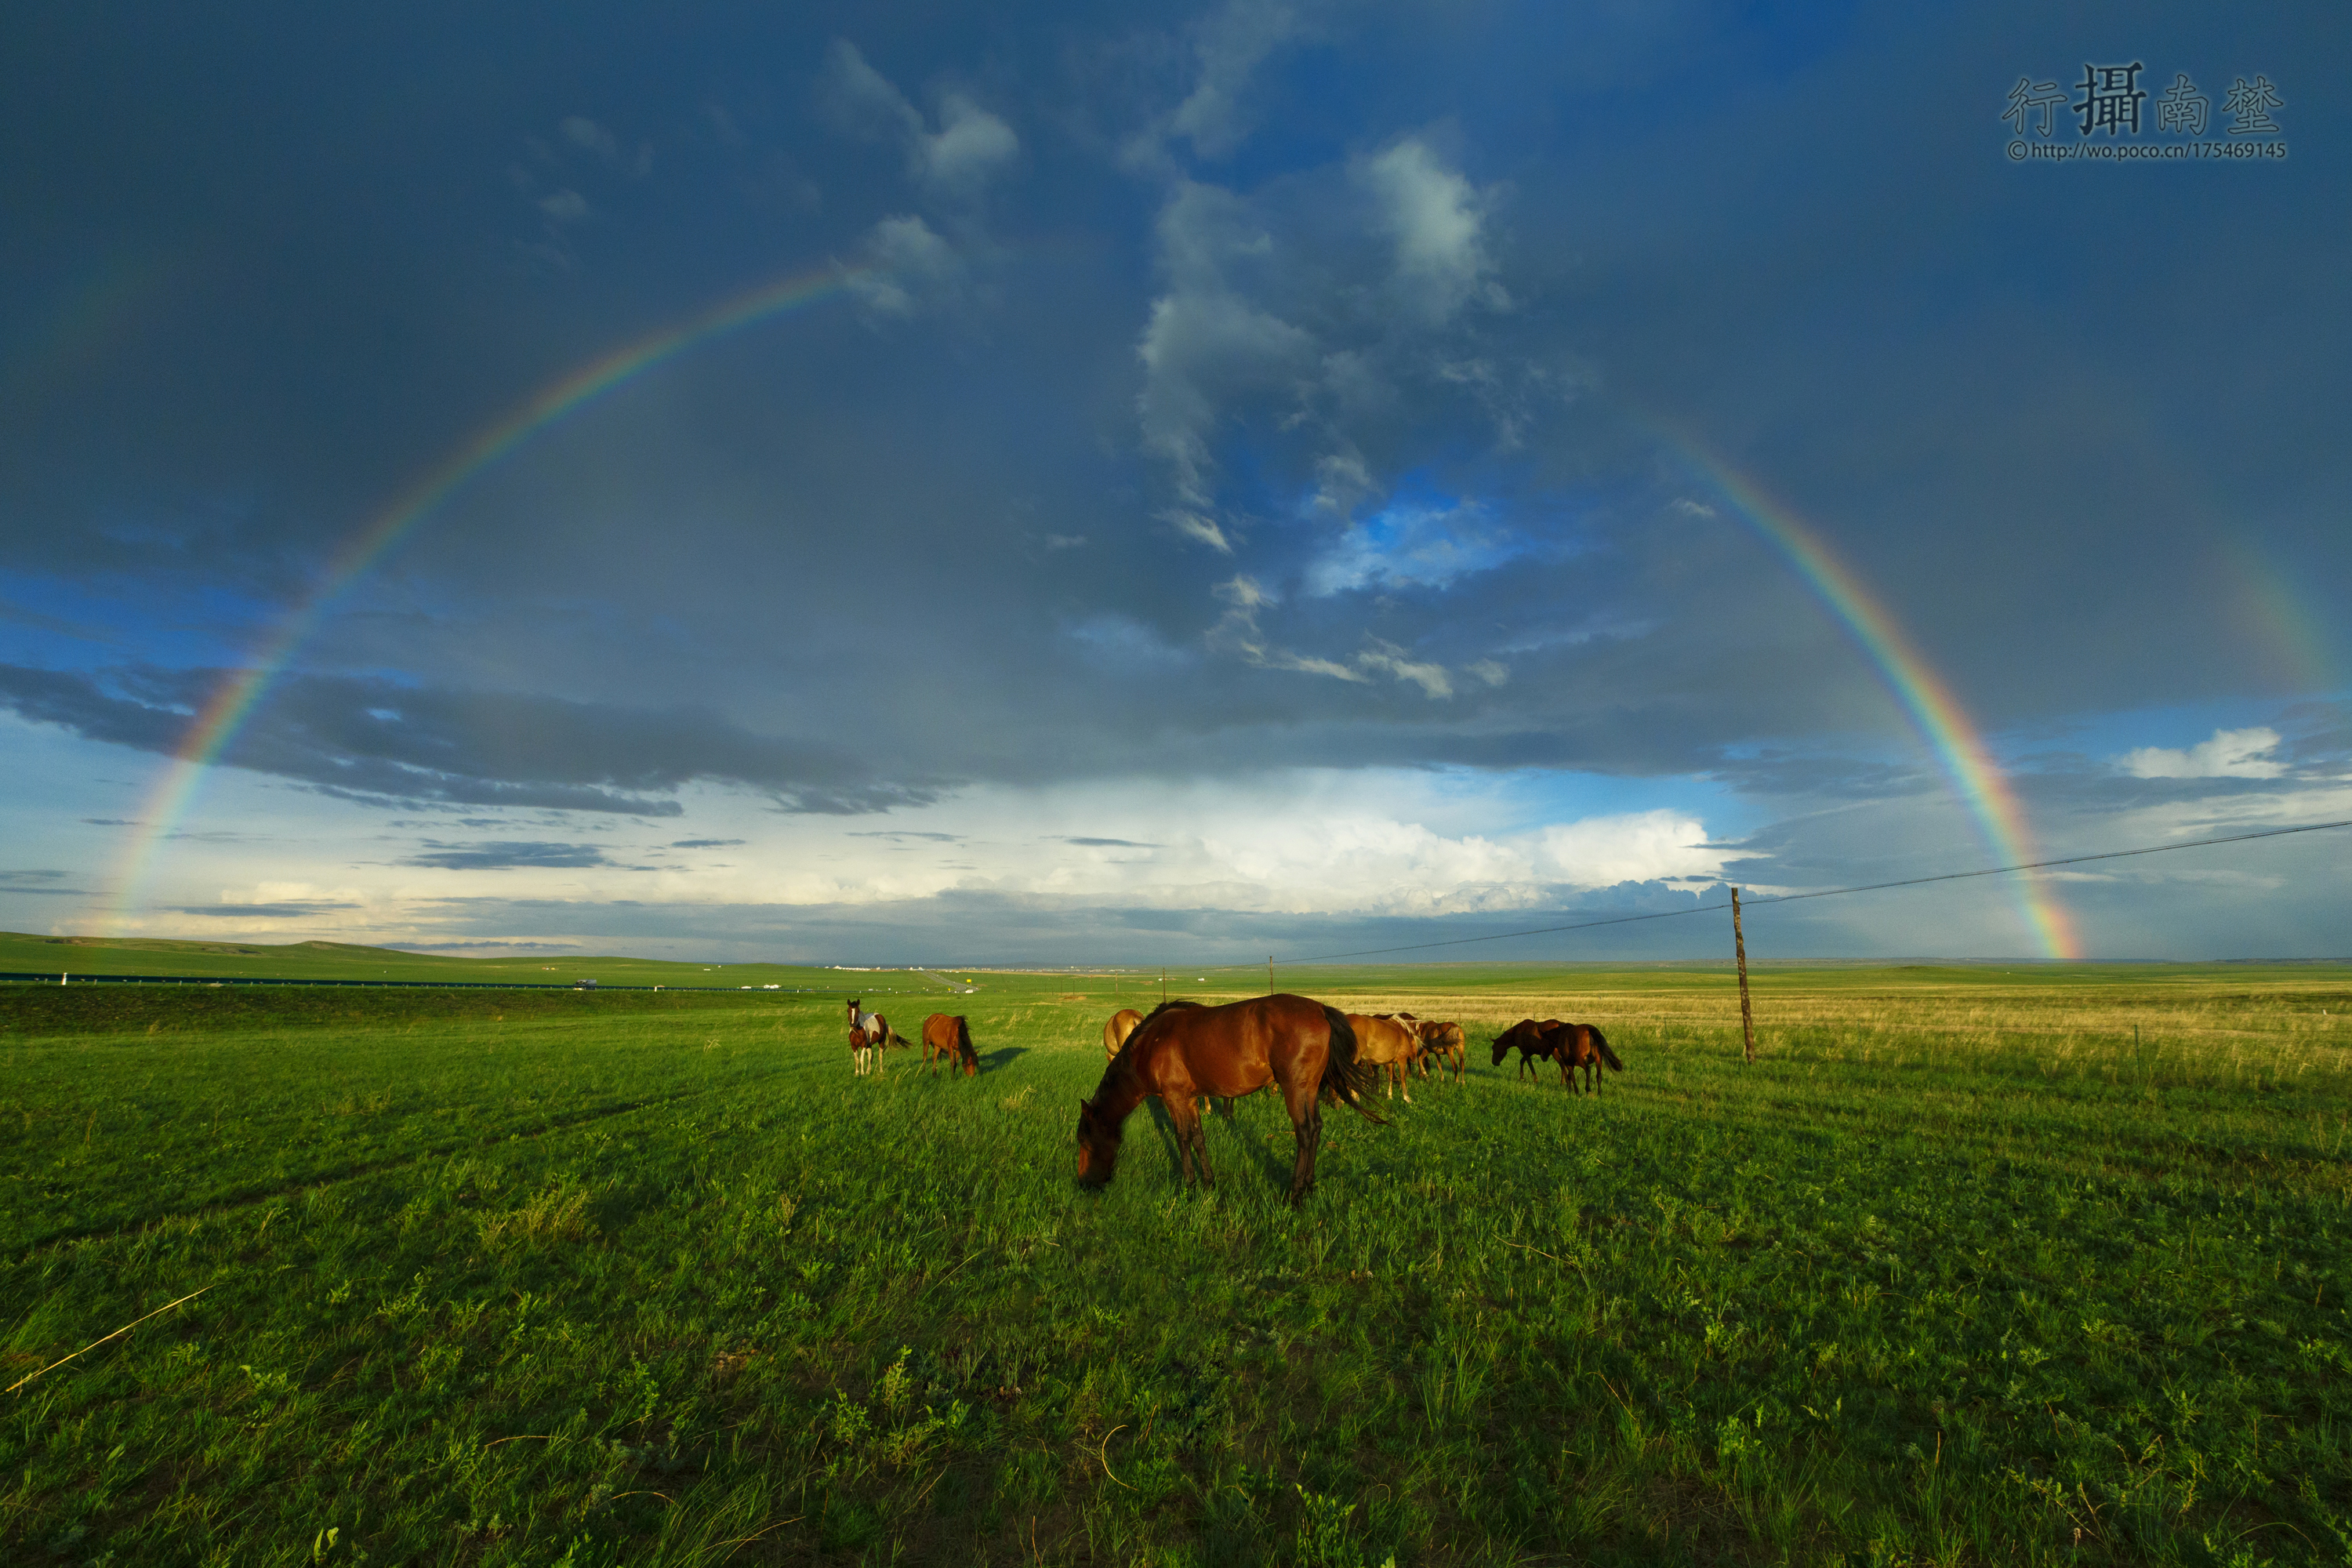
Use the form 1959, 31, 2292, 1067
848, 1025, 877, 1076
922, 1013, 979, 1077
1417, 1019, 1468, 1084
1544, 1021, 1624, 1094
1102, 1007, 1144, 1060
1076, 994, 1383, 1205
1491, 1018, 1570, 1081
1345, 1013, 1422, 1103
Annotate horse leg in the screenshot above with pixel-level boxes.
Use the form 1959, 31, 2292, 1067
1166, 1094, 1207, 1189
1287, 1098, 1323, 1205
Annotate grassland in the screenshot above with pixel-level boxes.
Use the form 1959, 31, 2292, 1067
4, 964, 2350, 1566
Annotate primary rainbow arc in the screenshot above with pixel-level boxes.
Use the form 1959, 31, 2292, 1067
1668, 437, 2082, 960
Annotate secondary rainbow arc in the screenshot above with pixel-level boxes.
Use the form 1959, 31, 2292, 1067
104, 263, 871, 932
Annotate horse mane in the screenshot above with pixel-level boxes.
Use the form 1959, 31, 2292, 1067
1132, 998, 1207, 1029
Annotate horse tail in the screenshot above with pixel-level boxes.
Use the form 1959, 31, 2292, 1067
1592, 1026, 1624, 1073
1317, 1006, 1387, 1123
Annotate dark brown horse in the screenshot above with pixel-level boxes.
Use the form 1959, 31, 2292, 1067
1076, 994, 1383, 1205
1544, 1021, 1624, 1093
1102, 1007, 1143, 1060
1491, 1018, 1570, 1081
922, 1013, 978, 1077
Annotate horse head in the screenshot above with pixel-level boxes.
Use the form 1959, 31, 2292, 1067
1075, 1096, 1122, 1186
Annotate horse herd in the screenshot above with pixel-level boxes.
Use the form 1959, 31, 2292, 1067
848, 992, 1624, 1207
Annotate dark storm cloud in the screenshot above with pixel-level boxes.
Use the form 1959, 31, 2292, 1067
380, 940, 583, 952
399, 841, 615, 872
169, 901, 361, 917
1, 2, 2344, 960
670, 838, 745, 848
0, 663, 942, 815
1, 869, 86, 895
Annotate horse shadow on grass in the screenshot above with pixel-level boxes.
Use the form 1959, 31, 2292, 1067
1138, 1090, 1297, 1189
978, 1047, 1028, 1072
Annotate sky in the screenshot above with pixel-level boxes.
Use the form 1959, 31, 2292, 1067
2, 1, 2347, 966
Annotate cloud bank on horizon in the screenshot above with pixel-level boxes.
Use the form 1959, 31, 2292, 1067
0, 1, 2345, 963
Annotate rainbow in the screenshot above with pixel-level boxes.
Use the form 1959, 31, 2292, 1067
1667, 437, 2082, 960
103, 262, 870, 931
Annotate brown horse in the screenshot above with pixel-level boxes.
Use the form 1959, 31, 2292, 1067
922, 1013, 978, 1077
1544, 1022, 1624, 1093
1076, 994, 1383, 1205
848, 1025, 877, 1076
1491, 1018, 1570, 1081
1417, 1019, 1468, 1083
1345, 1013, 1421, 1103
1102, 1007, 1143, 1059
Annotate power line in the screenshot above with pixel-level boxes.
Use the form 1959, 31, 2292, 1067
1221, 815, 2352, 970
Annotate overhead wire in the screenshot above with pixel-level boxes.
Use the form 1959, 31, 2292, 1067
1189, 815, 2352, 971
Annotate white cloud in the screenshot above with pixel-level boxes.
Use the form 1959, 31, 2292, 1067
561, 116, 618, 160
917, 93, 1018, 203
846, 214, 962, 317
2120, 727, 2287, 779
819, 41, 1017, 205
1357, 139, 1504, 323
1160, 508, 1233, 553
1304, 495, 1529, 596
1355, 638, 1453, 699
1167, 0, 1307, 160
1205, 578, 1467, 698
820, 39, 925, 143
1537, 811, 1722, 887
537, 188, 590, 223
1134, 182, 1314, 537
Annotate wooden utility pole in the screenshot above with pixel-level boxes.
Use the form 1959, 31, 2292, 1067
1732, 887, 1756, 1064
1267, 955, 1274, 996
1160, 968, 1167, 1006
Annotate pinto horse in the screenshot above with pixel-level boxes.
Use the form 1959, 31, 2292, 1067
844, 998, 905, 1053
1544, 1021, 1624, 1093
848, 1025, 878, 1076
1102, 1007, 1144, 1060
922, 1013, 979, 1077
1076, 994, 1383, 1205
1345, 1013, 1422, 1103
1491, 1018, 1570, 1081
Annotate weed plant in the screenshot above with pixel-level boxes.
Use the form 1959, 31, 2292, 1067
2, 969, 2349, 1565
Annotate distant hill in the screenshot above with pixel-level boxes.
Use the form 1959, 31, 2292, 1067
0, 931, 882, 990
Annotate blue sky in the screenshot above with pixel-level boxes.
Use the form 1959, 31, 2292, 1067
1, 1, 2346, 963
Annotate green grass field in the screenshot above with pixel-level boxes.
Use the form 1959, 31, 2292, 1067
5, 961, 2350, 1566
